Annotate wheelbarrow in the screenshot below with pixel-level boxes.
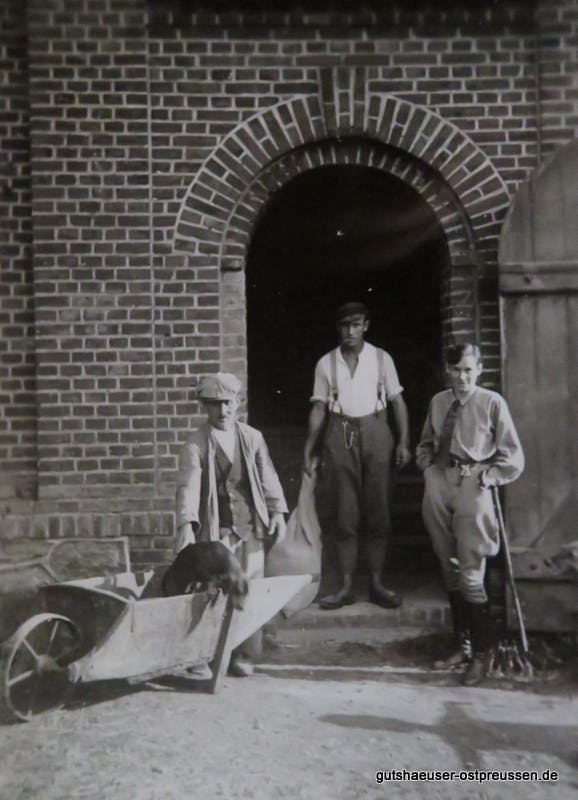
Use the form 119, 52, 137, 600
0, 564, 312, 722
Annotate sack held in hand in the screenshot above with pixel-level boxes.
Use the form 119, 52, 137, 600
265, 472, 322, 617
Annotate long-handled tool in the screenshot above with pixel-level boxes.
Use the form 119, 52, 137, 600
488, 486, 533, 681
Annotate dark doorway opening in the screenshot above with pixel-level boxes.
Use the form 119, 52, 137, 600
246, 163, 447, 572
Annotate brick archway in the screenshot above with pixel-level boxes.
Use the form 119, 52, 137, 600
174, 76, 511, 377
175, 80, 510, 262
220, 137, 475, 270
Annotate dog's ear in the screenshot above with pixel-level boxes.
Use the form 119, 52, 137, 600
227, 576, 248, 610
231, 583, 246, 610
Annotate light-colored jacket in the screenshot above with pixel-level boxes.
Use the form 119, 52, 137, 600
175, 421, 288, 553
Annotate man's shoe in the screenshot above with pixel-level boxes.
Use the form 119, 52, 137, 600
433, 633, 472, 670
318, 592, 356, 610
462, 653, 489, 686
433, 643, 472, 670
369, 586, 402, 609
228, 657, 254, 678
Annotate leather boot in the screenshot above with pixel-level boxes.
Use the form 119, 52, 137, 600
434, 591, 472, 669
462, 602, 493, 686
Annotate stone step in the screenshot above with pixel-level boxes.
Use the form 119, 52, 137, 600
277, 574, 451, 633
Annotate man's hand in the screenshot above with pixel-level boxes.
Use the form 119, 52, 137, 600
268, 512, 287, 542
302, 453, 319, 477
478, 469, 494, 489
395, 443, 412, 470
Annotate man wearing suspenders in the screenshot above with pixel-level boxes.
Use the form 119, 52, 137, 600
303, 302, 411, 610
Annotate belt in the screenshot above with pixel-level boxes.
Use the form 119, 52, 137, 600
328, 409, 387, 425
448, 455, 477, 468
447, 454, 494, 468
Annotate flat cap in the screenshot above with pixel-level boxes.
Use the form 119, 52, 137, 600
335, 301, 370, 321
197, 372, 242, 401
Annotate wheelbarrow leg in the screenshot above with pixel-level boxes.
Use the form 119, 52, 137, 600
208, 596, 235, 694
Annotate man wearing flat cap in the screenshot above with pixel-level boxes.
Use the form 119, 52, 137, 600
176, 372, 287, 676
303, 302, 411, 610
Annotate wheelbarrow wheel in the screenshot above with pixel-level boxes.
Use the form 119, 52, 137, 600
0, 613, 80, 723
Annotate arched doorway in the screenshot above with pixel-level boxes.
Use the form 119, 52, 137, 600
246, 164, 448, 572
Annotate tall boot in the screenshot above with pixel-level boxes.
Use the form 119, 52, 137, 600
462, 602, 493, 686
434, 591, 472, 669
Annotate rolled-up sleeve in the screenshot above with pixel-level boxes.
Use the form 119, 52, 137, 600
309, 357, 330, 405
384, 351, 403, 400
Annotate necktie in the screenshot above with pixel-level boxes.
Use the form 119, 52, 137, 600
437, 399, 460, 467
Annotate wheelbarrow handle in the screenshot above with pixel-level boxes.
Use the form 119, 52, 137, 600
491, 486, 530, 655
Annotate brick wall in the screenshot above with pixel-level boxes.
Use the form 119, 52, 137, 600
27, 0, 154, 499
153, 0, 537, 418
1, 496, 175, 566
0, 0, 36, 500
1, 0, 577, 568
537, 0, 578, 158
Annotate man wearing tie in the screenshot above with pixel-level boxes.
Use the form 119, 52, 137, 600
416, 343, 524, 685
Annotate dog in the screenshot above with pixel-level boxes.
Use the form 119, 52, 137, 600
162, 541, 249, 610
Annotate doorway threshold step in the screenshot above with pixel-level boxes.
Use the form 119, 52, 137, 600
278, 574, 450, 632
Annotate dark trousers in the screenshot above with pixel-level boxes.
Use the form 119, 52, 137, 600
322, 410, 394, 576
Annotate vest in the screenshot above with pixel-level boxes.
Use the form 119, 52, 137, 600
214, 432, 254, 541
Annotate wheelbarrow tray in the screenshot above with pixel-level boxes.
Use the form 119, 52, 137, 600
43, 572, 313, 685
1, 567, 313, 722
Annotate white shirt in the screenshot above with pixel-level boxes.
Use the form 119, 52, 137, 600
310, 342, 403, 418
210, 426, 236, 462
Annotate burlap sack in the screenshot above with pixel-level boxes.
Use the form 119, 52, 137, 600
265, 472, 321, 617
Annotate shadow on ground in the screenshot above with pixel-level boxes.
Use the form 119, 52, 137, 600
321, 699, 578, 771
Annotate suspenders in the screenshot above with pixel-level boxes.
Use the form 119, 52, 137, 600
376, 348, 387, 411
329, 347, 387, 414
329, 347, 341, 413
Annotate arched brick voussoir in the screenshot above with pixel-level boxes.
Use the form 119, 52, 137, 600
174, 95, 326, 254
175, 91, 508, 267
221, 138, 476, 269
367, 95, 510, 228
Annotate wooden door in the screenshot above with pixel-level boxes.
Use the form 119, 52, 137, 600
499, 141, 578, 632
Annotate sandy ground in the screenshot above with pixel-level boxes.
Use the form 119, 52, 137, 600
1, 629, 576, 800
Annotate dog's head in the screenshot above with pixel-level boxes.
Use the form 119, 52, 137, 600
217, 573, 249, 610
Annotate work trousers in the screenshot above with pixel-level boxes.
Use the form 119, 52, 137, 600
221, 529, 265, 658
322, 409, 394, 577
422, 464, 499, 604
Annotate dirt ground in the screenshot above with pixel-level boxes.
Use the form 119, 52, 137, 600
1, 628, 576, 800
